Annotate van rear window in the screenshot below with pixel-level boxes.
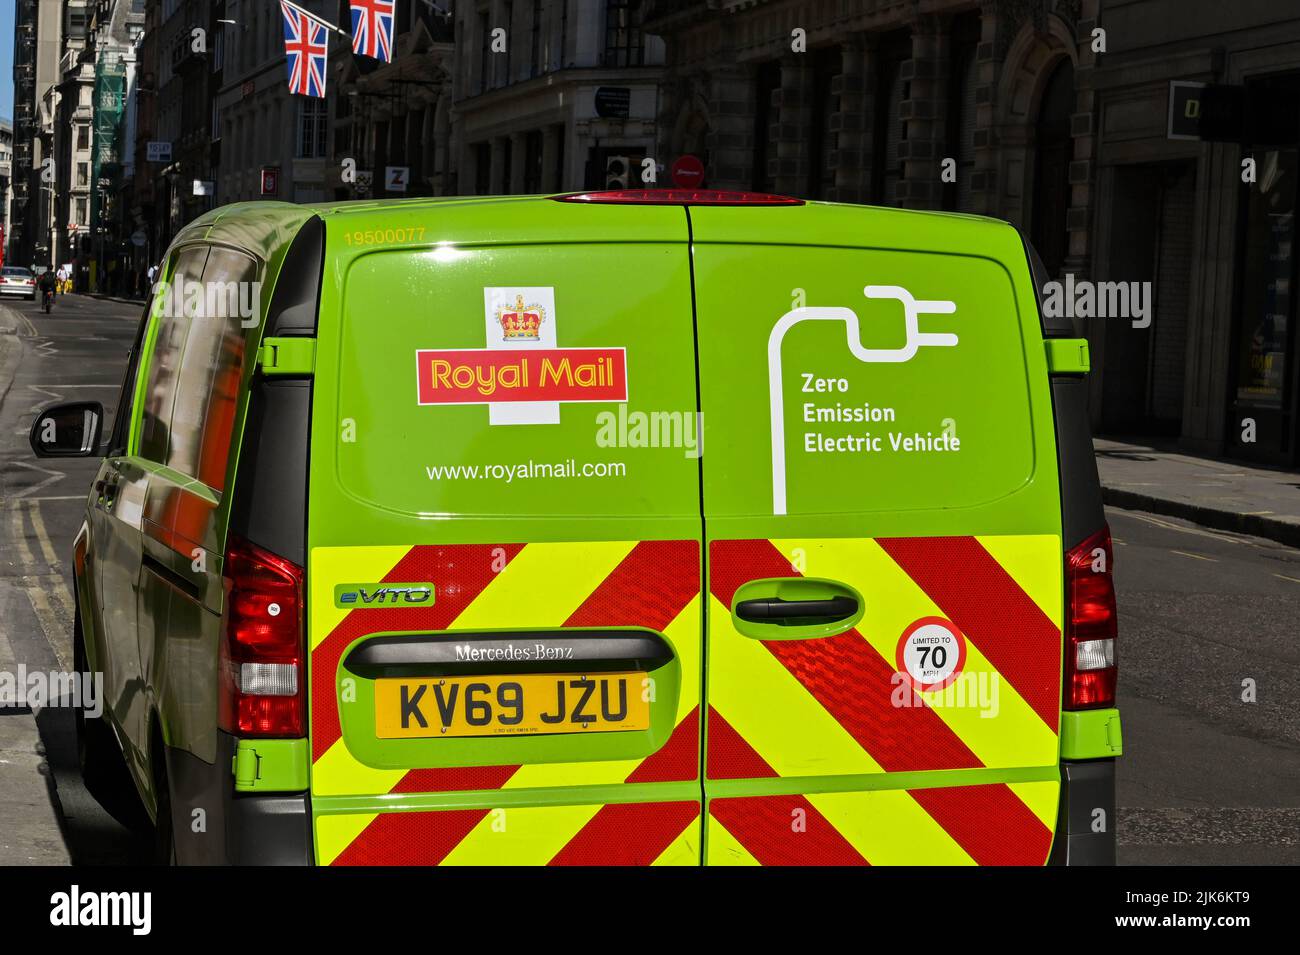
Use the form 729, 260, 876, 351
691, 243, 1042, 517
329, 245, 701, 519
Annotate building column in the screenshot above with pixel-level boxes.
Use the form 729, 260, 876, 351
771, 55, 813, 197
969, 2, 1001, 217
435, 90, 455, 195
508, 131, 526, 193
419, 105, 435, 189
899, 14, 950, 210
1065, 0, 1103, 281
541, 124, 560, 192
829, 34, 875, 204
404, 107, 423, 193
488, 136, 506, 195
706, 66, 754, 190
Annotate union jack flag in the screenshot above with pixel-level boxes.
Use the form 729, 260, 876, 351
350, 0, 396, 62
280, 0, 328, 98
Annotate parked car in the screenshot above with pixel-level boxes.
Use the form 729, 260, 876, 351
0, 266, 37, 300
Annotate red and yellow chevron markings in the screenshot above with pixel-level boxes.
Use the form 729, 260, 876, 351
704, 536, 1062, 866
309, 533, 1061, 864
311, 543, 526, 761
707, 709, 869, 866
333, 800, 702, 866
309, 538, 702, 866
877, 536, 1061, 731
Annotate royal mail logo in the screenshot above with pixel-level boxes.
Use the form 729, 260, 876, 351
416, 347, 628, 405
497, 293, 544, 341
416, 287, 629, 423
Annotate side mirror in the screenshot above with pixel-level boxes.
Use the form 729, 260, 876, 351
29, 401, 105, 458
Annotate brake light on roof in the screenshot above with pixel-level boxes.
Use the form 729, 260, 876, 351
553, 189, 804, 206
1064, 525, 1118, 709
219, 534, 305, 736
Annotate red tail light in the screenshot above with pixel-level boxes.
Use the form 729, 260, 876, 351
553, 189, 804, 206
219, 534, 305, 736
1064, 525, 1118, 709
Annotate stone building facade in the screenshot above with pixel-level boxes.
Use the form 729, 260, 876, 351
1085, 1, 1300, 466
452, 0, 667, 195
645, 0, 1098, 278
214, 0, 337, 206
331, 1, 456, 199
643, 0, 1300, 466
9, 0, 66, 267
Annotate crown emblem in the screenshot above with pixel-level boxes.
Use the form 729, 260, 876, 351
497, 294, 544, 341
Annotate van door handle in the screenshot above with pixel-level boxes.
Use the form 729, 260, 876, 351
734, 595, 859, 623
143, 552, 203, 601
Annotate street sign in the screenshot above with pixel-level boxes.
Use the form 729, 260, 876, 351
1167, 81, 1245, 141
671, 154, 706, 188
130, 230, 147, 248
385, 166, 410, 193
595, 86, 631, 119
261, 166, 279, 196
1166, 81, 1300, 144
146, 141, 172, 163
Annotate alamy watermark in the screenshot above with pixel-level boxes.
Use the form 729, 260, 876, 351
595, 406, 702, 458
50, 885, 151, 935
0, 665, 103, 717
1042, 274, 1152, 329
153, 275, 262, 328
890, 671, 1001, 718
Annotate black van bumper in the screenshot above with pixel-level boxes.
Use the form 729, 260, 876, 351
1048, 759, 1117, 865
228, 792, 313, 865
167, 733, 313, 865
173, 741, 1112, 866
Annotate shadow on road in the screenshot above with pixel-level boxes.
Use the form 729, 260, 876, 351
34, 700, 153, 865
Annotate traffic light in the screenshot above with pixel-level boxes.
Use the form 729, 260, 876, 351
605, 155, 631, 190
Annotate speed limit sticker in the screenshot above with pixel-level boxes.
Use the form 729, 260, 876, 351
896, 617, 967, 692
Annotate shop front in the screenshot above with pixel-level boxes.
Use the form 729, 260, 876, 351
1227, 73, 1300, 465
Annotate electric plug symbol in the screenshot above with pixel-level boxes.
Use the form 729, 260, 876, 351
766, 286, 959, 514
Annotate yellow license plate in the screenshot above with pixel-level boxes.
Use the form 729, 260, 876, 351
374, 672, 650, 739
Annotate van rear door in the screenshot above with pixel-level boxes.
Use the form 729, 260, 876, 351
690, 204, 1065, 865
307, 199, 704, 865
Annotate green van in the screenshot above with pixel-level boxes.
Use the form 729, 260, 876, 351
31, 190, 1121, 865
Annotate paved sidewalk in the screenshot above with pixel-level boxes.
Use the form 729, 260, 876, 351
82, 291, 146, 306
1097, 437, 1300, 547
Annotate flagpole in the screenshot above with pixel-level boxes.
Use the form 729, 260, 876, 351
278, 0, 351, 40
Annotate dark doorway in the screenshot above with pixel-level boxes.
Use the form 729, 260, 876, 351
1099, 162, 1195, 436
1031, 58, 1074, 276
